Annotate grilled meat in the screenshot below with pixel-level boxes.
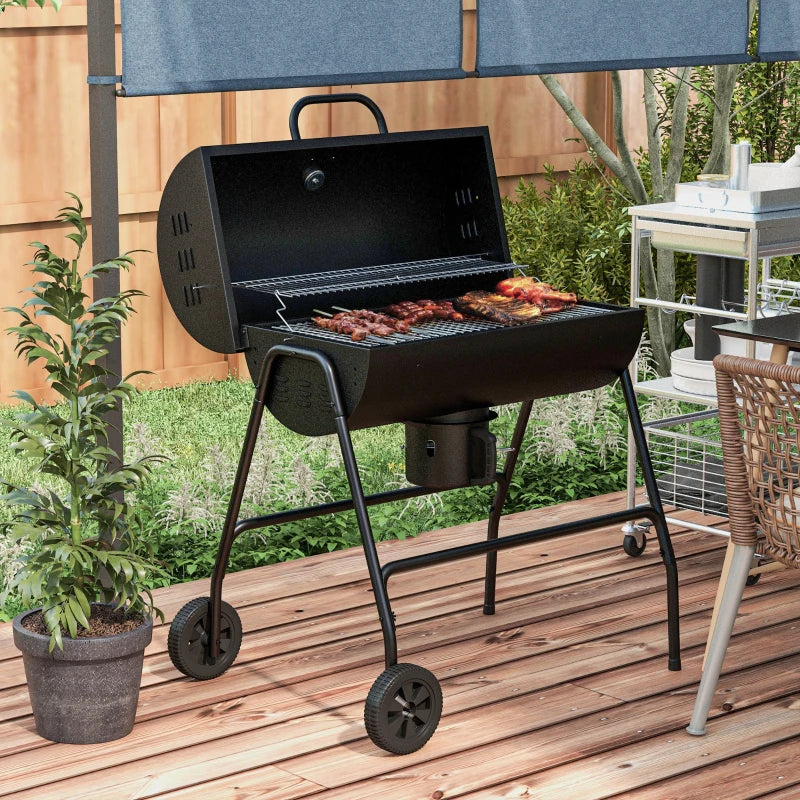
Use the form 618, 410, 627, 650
342, 309, 411, 332
313, 310, 409, 341
313, 299, 467, 342
386, 299, 464, 323
454, 291, 543, 326
495, 277, 577, 309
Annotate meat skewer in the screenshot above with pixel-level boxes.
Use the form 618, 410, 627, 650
312, 307, 412, 341
330, 305, 413, 332
312, 297, 467, 341
385, 299, 464, 323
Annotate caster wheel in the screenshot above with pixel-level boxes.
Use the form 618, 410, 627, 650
623, 532, 647, 557
168, 596, 242, 680
746, 559, 766, 586
364, 663, 443, 754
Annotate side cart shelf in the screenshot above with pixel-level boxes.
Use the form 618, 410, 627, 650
626, 201, 800, 534
644, 409, 727, 517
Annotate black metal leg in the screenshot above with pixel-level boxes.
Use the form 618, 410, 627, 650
620, 370, 681, 671
333, 414, 399, 669
207, 344, 403, 667
207, 361, 272, 659
483, 399, 534, 615
269, 345, 399, 669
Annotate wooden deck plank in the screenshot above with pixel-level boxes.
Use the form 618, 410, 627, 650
0, 496, 721, 666
0, 586, 685, 789
4, 583, 791, 797
454, 700, 800, 800
278, 666, 800, 800
1, 493, 798, 799
0, 514, 726, 715
1, 683, 616, 800
617, 736, 800, 799
306, 656, 800, 799
152, 767, 328, 800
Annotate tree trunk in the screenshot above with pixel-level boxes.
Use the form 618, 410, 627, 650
540, 62, 741, 377
703, 64, 740, 175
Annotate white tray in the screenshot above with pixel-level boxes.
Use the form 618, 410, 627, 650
674, 181, 800, 214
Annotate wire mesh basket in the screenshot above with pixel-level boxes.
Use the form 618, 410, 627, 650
644, 410, 728, 517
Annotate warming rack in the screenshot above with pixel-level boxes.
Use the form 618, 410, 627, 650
234, 255, 517, 297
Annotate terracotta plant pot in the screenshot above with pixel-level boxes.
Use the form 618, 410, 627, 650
12, 610, 153, 744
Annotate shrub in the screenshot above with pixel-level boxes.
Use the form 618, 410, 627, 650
502, 160, 698, 322
502, 162, 633, 306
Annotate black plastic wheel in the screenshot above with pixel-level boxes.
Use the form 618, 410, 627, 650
746, 559, 766, 586
364, 663, 443, 754
168, 596, 242, 680
623, 532, 647, 557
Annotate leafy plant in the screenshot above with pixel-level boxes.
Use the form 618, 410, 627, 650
2, 197, 164, 650
503, 162, 633, 307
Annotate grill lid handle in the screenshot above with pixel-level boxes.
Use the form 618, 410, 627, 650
289, 93, 389, 140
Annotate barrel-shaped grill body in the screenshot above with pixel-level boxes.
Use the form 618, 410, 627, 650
157, 126, 643, 436
243, 303, 642, 436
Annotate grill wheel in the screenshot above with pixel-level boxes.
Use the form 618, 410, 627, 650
364, 663, 443, 754
168, 596, 243, 680
622, 533, 647, 557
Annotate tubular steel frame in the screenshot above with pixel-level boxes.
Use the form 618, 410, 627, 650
205, 344, 681, 672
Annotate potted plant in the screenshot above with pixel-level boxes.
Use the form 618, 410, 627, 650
2, 196, 164, 744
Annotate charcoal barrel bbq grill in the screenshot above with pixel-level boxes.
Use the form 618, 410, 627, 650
158, 94, 680, 754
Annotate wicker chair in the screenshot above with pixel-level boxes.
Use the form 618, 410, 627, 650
687, 353, 800, 736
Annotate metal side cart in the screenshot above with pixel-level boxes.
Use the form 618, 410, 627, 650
626, 200, 800, 548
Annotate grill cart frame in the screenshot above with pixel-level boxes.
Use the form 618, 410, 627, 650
161, 95, 680, 755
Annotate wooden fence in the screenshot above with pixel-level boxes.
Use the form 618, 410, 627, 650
0, 0, 644, 401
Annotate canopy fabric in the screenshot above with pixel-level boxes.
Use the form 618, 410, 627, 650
119, 0, 464, 97
758, 0, 800, 61
476, 0, 751, 76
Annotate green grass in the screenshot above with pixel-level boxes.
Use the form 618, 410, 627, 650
0, 376, 673, 617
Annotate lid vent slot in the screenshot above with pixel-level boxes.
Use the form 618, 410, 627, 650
183, 284, 202, 307
171, 211, 191, 236
177, 248, 196, 273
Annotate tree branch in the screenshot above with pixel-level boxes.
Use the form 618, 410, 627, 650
664, 66, 691, 199
539, 73, 647, 203
703, 64, 739, 174
611, 71, 650, 205
643, 69, 664, 200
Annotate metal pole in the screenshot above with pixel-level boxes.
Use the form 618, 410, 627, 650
87, 0, 123, 473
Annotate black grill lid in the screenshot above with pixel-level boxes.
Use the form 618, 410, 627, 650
157, 127, 510, 354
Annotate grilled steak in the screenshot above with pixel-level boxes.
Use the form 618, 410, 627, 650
495, 277, 577, 307
455, 291, 543, 325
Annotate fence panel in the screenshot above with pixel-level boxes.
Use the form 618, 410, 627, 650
0, 0, 619, 399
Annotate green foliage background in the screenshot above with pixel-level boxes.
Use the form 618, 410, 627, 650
1, 376, 663, 618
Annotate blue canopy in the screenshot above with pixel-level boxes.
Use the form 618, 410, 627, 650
758, 0, 800, 61
476, 0, 751, 76
120, 0, 465, 97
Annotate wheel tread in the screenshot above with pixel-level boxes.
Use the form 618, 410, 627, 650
364, 663, 442, 754
167, 596, 242, 680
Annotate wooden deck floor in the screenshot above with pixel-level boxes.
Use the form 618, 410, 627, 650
2, 491, 800, 799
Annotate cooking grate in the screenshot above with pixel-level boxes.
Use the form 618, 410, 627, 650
268, 303, 614, 348
234, 255, 516, 298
